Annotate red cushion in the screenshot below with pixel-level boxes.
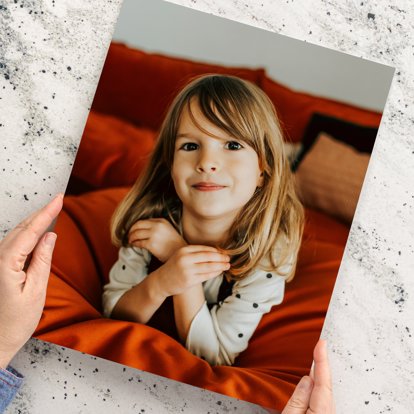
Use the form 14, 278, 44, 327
92, 42, 265, 131
71, 111, 156, 189
261, 76, 382, 142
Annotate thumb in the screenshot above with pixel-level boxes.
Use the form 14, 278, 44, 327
25, 232, 57, 291
282, 376, 313, 414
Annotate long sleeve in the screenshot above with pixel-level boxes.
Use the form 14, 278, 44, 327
102, 247, 151, 317
0, 366, 23, 413
185, 266, 288, 366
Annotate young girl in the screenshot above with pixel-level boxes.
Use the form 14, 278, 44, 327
102, 74, 304, 366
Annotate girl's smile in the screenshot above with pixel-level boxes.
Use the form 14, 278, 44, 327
192, 182, 227, 191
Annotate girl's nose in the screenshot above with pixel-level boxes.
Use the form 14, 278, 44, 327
196, 150, 220, 173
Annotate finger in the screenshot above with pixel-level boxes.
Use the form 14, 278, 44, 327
195, 261, 231, 275
129, 239, 152, 252
188, 251, 231, 264
308, 339, 334, 413
1, 194, 63, 261
180, 245, 220, 254
129, 220, 152, 233
128, 229, 152, 243
25, 232, 57, 293
312, 339, 332, 390
281, 376, 313, 414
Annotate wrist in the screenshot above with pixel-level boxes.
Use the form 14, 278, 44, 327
147, 269, 169, 300
0, 353, 13, 371
174, 283, 204, 300
166, 239, 187, 261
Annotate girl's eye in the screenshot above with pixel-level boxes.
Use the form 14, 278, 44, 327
180, 142, 199, 151
225, 141, 244, 151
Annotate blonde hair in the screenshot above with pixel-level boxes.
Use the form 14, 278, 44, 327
111, 74, 304, 282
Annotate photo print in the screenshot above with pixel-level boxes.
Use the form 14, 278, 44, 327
32, 0, 394, 410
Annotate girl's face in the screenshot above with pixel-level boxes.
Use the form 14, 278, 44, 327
171, 100, 263, 224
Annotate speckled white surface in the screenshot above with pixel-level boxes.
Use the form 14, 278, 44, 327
1, 0, 414, 413
5, 339, 268, 414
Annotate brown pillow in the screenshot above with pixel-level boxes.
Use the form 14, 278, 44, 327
294, 132, 370, 224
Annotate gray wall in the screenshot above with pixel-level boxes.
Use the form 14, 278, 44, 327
112, 0, 394, 112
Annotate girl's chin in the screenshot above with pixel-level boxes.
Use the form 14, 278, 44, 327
185, 207, 240, 222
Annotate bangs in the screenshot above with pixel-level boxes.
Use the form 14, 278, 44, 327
185, 75, 261, 150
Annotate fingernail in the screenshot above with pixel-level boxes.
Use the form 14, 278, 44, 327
297, 376, 313, 391
45, 232, 57, 247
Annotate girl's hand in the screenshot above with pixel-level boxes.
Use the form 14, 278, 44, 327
154, 245, 230, 297
128, 218, 187, 262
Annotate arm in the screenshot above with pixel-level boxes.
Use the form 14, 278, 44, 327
173, 283, 205, 343
103, 246, 230, 325
102, 247, 165, 323
105, 218, 188, 323
184, 268, 287, 366
110, 269, 167, 323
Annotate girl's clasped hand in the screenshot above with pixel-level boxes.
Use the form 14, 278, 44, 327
128, 218, 187, 263
128, 218, 230, 297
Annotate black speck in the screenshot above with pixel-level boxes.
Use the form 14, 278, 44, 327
122, 264, 126, 270
266, 273, 272, 278
238, 333, 243, 338
24, 194, 29, 201
368, 13, 375, 20
235, 293, 241, 298
253, 303, 258, 308
67, 66, 72, 71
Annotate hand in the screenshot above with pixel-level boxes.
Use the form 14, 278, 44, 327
282, 339, 335, 413
0, 194, 63, 369
154, 245, 230, 297
128, 218, 187, 262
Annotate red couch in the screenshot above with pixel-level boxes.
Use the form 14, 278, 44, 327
35, 42, 381, 411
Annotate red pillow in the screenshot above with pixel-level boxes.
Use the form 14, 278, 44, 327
92, 42, 265, 131
261, 76, 382, 143
71, 110, 156, 189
